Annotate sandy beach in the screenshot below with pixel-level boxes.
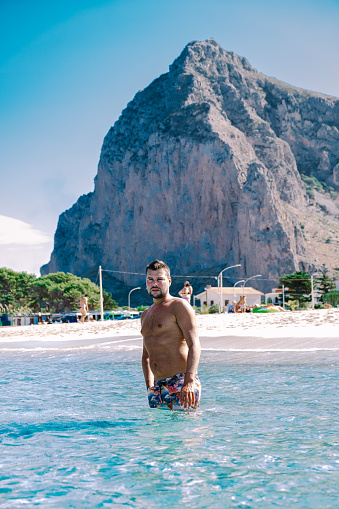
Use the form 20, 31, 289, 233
0, 308, 338, 352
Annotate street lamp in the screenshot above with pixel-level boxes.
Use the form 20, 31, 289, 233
233, 279, 245, 300
242, 274, 262, 290
242, 274, 262, 293
218, 264, 241, 313
128, 287, 141, 311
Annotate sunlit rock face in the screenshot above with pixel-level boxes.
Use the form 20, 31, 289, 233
42, 39, 339, 291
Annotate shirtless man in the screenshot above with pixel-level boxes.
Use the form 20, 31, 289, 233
141, 260, 201, 410
79, 294, 89, 324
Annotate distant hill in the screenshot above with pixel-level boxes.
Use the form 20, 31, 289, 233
42, 39, 339, 303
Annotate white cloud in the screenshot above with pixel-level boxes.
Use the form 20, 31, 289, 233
0, 215, 51, 245
0, 216, 53, 275
0, 243, 54, 276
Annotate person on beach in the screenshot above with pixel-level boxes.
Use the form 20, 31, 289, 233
178, 280, 193, 304
79, 294, 89, 324
141, 259, 201, 410
228, 301, 237, 313
236, 296, 247, 313
240, 296, 247, 313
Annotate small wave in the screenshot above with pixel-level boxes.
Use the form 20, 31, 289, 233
0, 337, 143, 354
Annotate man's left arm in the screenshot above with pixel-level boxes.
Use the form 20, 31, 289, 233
175, 301, 201, 408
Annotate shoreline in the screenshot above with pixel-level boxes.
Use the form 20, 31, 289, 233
0, 308, 338, 353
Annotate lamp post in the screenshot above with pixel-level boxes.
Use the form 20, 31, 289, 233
242, 275, 262, 301
240, 274, 261, 309
128, 287, 141, 311
218, 264, 241, 313
233, 279, 245, 300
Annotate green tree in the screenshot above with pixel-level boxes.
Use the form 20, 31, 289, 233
315, 270, 336, 300
322, 291, 339, 307
103, 292, 117, 310
0, 268, 37, 313
137, 305, 149, 312
208, 304, 219, 314
279, 271, 312, 303
0, 292, 16, 313
31, 272, 118, 313
30, 277, 54, 312
0, 269, 118, 315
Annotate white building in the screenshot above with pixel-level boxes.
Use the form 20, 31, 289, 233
8, 313, 51, 326
264, 288, 283, 305
194, 286, 264, 311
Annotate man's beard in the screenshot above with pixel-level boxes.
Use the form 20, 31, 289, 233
148, 287, 164, 299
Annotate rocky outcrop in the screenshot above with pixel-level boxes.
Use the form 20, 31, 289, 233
41, 39, 339, 297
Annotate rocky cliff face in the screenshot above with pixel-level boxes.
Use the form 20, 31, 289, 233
42, 39, 339, 296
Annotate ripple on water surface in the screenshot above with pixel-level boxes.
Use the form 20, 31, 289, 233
0, 350, 339, 508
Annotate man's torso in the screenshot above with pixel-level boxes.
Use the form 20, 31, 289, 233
141, 298, 189, 380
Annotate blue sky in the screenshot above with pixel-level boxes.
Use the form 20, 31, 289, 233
1, 0, 339, 275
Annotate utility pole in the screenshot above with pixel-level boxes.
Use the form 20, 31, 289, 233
311, 273, 322, 309
282, 284, 285, 309
99, 265, 104, 321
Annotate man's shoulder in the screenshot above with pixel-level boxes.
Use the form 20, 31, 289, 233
167, 296, 185, 306
161, 296, 189, 312
141, 305, 152, 319
170, 296, 193, 313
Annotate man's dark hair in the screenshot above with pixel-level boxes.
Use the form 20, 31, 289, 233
146, 259, 170, 277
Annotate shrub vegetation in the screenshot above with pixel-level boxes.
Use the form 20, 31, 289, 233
0, 268, 117, 314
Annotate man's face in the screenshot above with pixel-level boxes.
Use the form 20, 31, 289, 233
146, 269, 171, 300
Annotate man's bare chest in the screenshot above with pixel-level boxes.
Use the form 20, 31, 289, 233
141, 308, 179, 336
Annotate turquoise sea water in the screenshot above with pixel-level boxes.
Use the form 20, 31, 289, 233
1, 345, 339, 508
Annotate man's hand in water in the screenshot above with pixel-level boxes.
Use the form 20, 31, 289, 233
180, 381, 195, 409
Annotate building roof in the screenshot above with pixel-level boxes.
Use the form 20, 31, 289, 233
195, 286, 264, 298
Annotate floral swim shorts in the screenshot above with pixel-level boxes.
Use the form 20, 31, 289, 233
147, 372, 201, 410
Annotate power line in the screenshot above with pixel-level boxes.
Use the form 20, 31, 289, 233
102, 268, 219, 279
102, 269, 144, 276
101, 268, 338, 282
172, 275, 218, 279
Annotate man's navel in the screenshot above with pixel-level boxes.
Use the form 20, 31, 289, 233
157, 324, 162, 328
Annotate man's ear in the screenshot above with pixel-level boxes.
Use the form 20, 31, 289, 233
169, 277, 172, 286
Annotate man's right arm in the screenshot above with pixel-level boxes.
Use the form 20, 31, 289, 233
142, 345, 154, 390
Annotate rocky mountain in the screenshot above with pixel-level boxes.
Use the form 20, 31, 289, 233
41, 39, 339, 302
